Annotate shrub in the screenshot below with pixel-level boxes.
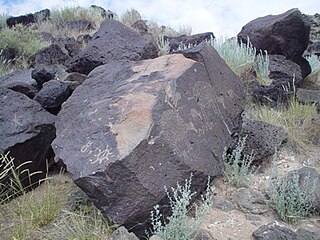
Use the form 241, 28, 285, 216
149, 175, 214, 240
121, 8, 142, 26
269, 162, 317, 222
156, 35, 170, 56
0, 13, 8, 29
211, 36, 256, 76
306, 54, 320, 74
0, 24, 48, 57
222, 137, 255, 187
254, 50, 271, 85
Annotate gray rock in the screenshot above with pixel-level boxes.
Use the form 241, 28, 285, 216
65, 20, 93, 32
34, 44, 71, 66
109, 226, 139, 240
32, 64, 57, 86
240, 119, 287, 162
67, 18, 158, 75
63, 72, 87, 90
54, 37, 82, 58
0, 88, 56, 189
296, 228, 320, 240
214, 195, 234, 212
253, 55, 303, 105
236, 188, 269, 214
296, 88, 320, 105
191, 229, 217, 240
34, 80, 72, 115
238, 8, 311, 77
52, 42, 245, 237
252, 222, 298, 240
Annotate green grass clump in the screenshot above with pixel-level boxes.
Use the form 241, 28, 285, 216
121, 8, 142, 26
222, 137, 254, 187
249, 98, 318, 148
269, 163, 317, 222
0, 24, 48, 57
149, 175, 214, 240
254, 50, 271, 85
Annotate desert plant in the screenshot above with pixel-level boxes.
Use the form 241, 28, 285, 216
121, 8, 142, 26
222, 137, 255, 187
149, 175, 214, 240
0, 13, 8, 29
157, 35, 170, 56
211, 36, 256, 76
306, 54, 320, 74
0, 24, 48, 57
57, 202, 113, 240
269, 161, 317, 222
254, 50, 271, 85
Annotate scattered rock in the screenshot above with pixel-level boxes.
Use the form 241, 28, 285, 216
240, 119, 287, 162
65, 20, 94, 32
63, 72, 87, 90
296, 88, 320, 105
214, 196, 234, 212
235, 188, 269, 214
191, 229, 217, 240
296, 228, 320, 240
5, 82, 38, 99
109, 226, 139, 240
252, 222, 298, 240
31, 64, 57, 87
54, 37, 82, 58
52, 42, 245, 237
0, 88, 56, 188
131, 20, 154, 42
253, 54, 303, 105
33, 44, 71, 66
34, 80, 72, 115
238, 8, 311, 77
164, 32, 214, 52
67, 18, 159, 74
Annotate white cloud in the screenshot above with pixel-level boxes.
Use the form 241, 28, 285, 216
0, 0, 318, 36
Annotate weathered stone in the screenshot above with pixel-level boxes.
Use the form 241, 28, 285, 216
304, 13, 320, 45
285, 167, 320, 212
240, 120, 287, 162
305, 42, 320, 57
32, 64, 57, 86
296, 88, 320, 105
0, 88, 56, 188
5, 82, 38, 99
109, 226, 139, 240
252, 222, 298, 240
34, 80, 72, 115
131, 20, 154, 42
296, 228, 320, 240
165, 32, 214, 52
63, 72, 87, 90
34, 44, 71, 66
67, 18, 158, 75
214, 196, 234, 212
54, 37, 82, 58
253, 55, 303, 105
238, 8, 311, 77
191, 229, 217, 240
235, 188, 269, 214
77, 34, 92, 45
66, 20, 94, 32
6, 9, 50, 28
52, 42, 245, 237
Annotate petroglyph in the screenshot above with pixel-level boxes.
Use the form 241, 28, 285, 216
81, 140, 113, 164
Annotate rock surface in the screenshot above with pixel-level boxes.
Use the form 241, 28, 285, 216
238, 8, 311, 77
0, 88, 56, 188
252, 222, 298, 240
109, 226, 139, 240
240, 119, 287, 162
235, 188, 269, 214
52, 42, 245, 237
67, 18, 158, 75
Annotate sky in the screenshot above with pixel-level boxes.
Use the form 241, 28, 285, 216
0, 0, 319, 36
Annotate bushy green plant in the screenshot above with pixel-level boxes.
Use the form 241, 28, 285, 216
306, 54, 320, 74
149, 175, 214, 240
222, 137, 254, 187
0, 24, 48, 57
0, 13, 8, 29
211, 36, 256, 76
255, 50, 271, 85
121, 8, 142, 26
157, 35, 170, 56
269, 163, 317, 222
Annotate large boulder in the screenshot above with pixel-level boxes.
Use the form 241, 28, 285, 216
0, 88, 56, 188
52, 42, 245, 237
6, 9, 50, 28
238, 8, 311, 77
253, 54, 303, 105
67, 18, 158, 75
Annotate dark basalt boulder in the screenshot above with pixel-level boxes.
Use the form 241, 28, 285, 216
34, 80, 72, 115
6, 9, 50, 28
0, 88, 56, 189
164, 32, 214, 52
33, 44, 71, 66
253, 54, 303, 105
253, 222, 298, 240
67, 18, 159, 75
52, 42, 245, 237
238, 8, 311, 77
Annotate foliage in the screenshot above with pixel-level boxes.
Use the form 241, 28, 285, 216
269, 161, 317, 222
0, 24, 48, 57
149, 175, 214, 240
121, 8, 142, 26
56, 196, 113, 240
0, 13, 8, 30
157, 35, 170, 56
306, 54, 320, 74
254, 50, 271, 85
222, 137, 255, 187
249, 98, 318, 148
211, 36, 256, 76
